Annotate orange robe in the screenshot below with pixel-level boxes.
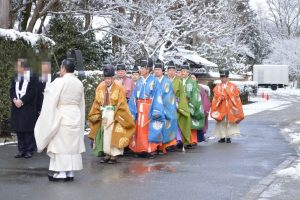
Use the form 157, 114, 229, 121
211, 81, 244, 123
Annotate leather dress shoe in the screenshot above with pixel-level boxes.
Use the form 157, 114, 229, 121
14, 152, 25, 158
218, 138, 226, 143
24, 152, 33, 159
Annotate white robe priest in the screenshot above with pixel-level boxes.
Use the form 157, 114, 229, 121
35, 61, 85, 180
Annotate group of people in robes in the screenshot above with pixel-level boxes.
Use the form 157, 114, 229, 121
10, 57, 244, 182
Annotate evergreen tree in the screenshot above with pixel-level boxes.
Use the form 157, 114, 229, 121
48, 15, 111, 71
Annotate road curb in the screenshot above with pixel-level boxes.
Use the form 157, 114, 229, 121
242, 156, 297, 200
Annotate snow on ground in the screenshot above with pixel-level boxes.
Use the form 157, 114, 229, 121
277, 162, 300, 179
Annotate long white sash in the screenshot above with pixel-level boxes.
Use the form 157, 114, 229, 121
15, 80, 28, 100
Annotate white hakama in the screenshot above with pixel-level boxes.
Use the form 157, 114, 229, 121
213, 116, 240, 139
49, 154, 83, 171
102, 107, 123, 157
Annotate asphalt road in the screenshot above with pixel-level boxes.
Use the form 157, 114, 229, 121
1, 94, 299, 200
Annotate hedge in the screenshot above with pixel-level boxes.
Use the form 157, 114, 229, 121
0, 30, 53, 135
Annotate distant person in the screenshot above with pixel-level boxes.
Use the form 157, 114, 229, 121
131, 65, 140, 84
181, 62, 205, 147
35, 59, 86, 181
191, 74, 211, 142
10, 59, 38, 159
115, 63, 134, 101
36, 62, 55, 115
211, 69, 244, 143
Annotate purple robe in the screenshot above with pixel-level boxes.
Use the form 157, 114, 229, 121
200, 86, 211, 133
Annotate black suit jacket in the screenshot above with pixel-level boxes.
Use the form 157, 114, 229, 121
9, 75, 38, 132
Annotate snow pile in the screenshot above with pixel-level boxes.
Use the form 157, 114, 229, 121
289, 133, 300, 144
0, 28, 55, 46
177, 48, 218, 67
277, 162, 300, 179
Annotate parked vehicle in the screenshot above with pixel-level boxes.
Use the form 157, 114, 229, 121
253, 65, 289, 90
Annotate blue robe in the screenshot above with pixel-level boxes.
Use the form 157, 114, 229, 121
158, 76, 177, 144
128, 75, 164, 143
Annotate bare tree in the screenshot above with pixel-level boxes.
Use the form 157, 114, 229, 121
267, 0, 300, 38
0, 0, 10, 28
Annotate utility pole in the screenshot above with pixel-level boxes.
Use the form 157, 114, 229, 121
0, 0, 10, 28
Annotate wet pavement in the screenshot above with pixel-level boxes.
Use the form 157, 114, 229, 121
1, 94, 300, 200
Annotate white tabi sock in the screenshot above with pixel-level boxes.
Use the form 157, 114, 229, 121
66, 171, 74, 178
53, 171, 67, 179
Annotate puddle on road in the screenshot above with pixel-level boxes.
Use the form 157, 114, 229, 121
126, 162, 177, 175
90, 161, 180, 184
0, 167, 48, 180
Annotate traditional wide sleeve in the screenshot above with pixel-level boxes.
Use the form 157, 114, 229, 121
162, 80, 177, 121
34, 78, 64, 152
128, 84, 138, 120
149, 79, 164, 120
177, 80, 190, 117
87, 85, 102, 140
200, 87, 211, 116
80, 86, 86, 136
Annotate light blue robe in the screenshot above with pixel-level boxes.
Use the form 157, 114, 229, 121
158, 76, 177, 144
128, 75, 164, 143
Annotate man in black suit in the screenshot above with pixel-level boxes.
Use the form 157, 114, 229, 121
36, 62, 54, 115
10, 59, 38, 159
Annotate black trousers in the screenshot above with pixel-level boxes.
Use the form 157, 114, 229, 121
16, 132, 35, 154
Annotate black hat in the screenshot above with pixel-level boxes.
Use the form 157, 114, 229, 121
131, 65, 139, 73
102, 62, 115, 77
154, 59, 164, 71
219, 69, 229, 77
167, 61, 176, 69
116, 63, 126, 71
181, 61, 190, 70
140, 58, 153, 69
176, 65, 182, 71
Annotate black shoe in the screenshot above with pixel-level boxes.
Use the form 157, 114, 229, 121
185, 144, 193, 149
24, 152, 33, 159
148, 154, 155, 159
166, 146, 176, 152
65, 177, 74, 181
108, 159, 117, 164
14, 152, 25, 158
100, 157, 110, 163
218, 138, 226, 143
226, 138, 231, 143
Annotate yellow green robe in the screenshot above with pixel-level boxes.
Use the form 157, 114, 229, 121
171, 77, 191, 144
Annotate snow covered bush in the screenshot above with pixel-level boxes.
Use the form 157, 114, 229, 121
81, 72, 103, 116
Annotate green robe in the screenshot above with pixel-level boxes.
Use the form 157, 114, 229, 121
172, 77, 191, 144
183, 77, 205, 130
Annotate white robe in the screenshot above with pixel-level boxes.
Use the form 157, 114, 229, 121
34, 73, 86, 171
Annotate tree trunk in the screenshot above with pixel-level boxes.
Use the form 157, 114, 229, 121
26, 0, 45, 32
37, 15, 46, 34
20, 1, 33, 31
84, 0, 91, 30
0, 0, 10, 28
